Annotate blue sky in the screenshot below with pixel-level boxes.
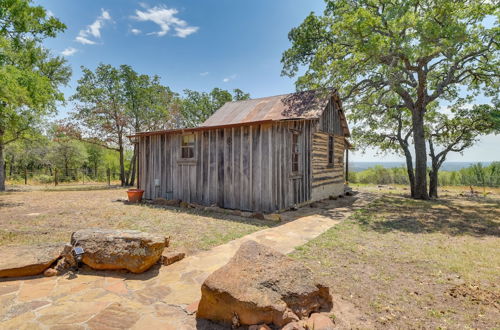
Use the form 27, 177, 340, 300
37, 0, 498, 162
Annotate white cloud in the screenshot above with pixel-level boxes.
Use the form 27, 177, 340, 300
200, 72, 209, 76
132, 5, 198, 38
175, 26, 199, 38
223, 74, 237, 83
61, 47, 78, 56
76, 9, 111, 45
46, 10, 54, 17
130, 28, 142, 35
75, 36, 96, 45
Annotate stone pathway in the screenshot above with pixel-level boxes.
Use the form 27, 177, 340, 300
0, 192, 376, 330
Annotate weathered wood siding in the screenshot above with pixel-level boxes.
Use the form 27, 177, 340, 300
311, 133, 345, 200
311, 98, 346, 201
318, 99, 343, 135
137, 121, 313, 212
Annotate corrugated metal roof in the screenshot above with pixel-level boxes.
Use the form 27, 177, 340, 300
128, 89, 350, 138
201, 89, 332, 127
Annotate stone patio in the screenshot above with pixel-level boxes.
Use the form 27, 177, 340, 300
0, 192, 375, 329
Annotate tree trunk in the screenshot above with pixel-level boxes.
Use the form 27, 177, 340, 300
118, 134, 126, 186
402, 148, 416, 198
411, 110, 429, 199
429, 166, 439, 198
9, 154, 14, 176
128, 144, 137, 187
0, 139, 5, 192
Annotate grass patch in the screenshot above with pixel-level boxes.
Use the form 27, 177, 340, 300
0, 187, 274, 254
291, 192, 500, 329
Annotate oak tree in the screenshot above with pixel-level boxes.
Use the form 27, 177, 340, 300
0, 0, 70, 190
282, 0, 499, 199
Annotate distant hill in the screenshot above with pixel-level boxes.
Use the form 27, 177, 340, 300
350, 162, 493, 173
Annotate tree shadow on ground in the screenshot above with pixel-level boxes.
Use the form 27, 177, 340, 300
0, 201, 24, 208
63, 263, 161, 281
122, 192, 365, 230
41, 185, 123, 192
129, 202, 278, 230
355, 195, 500, 238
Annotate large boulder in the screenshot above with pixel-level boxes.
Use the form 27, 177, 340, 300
0, 244, 64, 278
71, 229, 168, 273
197, 240, 332, 327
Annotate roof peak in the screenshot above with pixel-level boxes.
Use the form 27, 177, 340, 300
228, 88, 335, 104
202, 88, 337, 128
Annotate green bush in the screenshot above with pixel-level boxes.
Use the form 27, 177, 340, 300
351, 162, 500, 187
34, 174, 53, 184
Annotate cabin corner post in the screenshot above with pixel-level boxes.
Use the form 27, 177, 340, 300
345, 148, 349, 184
136, 139, 140, 189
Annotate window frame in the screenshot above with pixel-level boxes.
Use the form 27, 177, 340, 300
180, 134, 196, 160
291, 131, 300, 174
328, 135, 334, 167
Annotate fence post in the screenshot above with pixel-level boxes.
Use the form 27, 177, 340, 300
82, 168, 85, 185
54, 169, 58, 186
24, 168, 27, 185
107, 168, 111, 186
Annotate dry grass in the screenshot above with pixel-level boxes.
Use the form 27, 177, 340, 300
0, 184, 274, 253
292, 187, 500, 329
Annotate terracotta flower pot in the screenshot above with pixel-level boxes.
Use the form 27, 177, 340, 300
127, 189, 144, 203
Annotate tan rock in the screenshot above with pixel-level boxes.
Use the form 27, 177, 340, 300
250, 212, 265, 220
153, 198, 181, 207
305, 313, 335, 330
43, 268, 58, 277
85, 302, 140, 329
264, 213, 282, 222
71, 229, 167, 273
161, 251, 185, 266
281, 321, 306, 330
249, 324, 272, 330
197, 240, 333, 327
0, 244, 63, 278
204, 206, 223, 213
179, 201, 191, 208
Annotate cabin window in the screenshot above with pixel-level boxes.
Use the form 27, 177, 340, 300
291, 133, 299, 173
328, 135, 334, 166
181, 134, 195, 159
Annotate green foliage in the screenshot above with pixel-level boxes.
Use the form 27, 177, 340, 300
282, 0, 498, 97
0, 0, 71, 190
0, 0, 70, 136
71, 64, 126, 149
120, 64, 180, 132
282, 0, 499, 199
180, 88, 250, 127
350, 163, 500, 188
440, 162, 500, 187
48, 138, 87, 176
350, 166, 410, 185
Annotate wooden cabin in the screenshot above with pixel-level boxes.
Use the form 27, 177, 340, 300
131, 89, 351, 213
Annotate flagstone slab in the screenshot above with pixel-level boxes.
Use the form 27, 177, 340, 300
0, 244, 63, 278
0, 193, 375, 329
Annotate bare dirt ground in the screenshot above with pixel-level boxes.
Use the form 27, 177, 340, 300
0, 184, 273, 254
291, 186, 500, 329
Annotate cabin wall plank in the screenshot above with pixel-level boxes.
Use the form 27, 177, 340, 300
138, 120, 316, 212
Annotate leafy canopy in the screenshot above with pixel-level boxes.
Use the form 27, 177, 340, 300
0, 0, 70, 140
180, 88, 250, 127
282, 0, 499, 110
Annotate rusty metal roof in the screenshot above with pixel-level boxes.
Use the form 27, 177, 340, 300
129, 89, 350, 138
201, 89, 332, 127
